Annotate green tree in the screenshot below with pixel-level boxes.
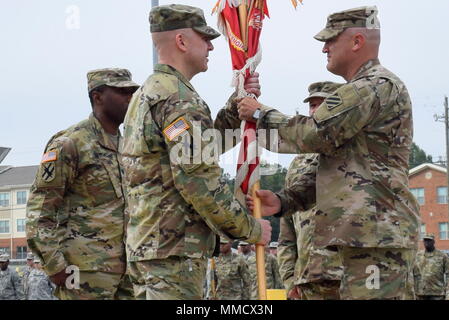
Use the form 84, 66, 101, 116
409, 142, 433, 169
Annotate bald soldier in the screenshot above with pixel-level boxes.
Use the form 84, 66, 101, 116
241, 6, 420, 299
277, 82, 344, 300
27, 68, 139, 300
413, 234, 449, 300
119, 4, 271, 300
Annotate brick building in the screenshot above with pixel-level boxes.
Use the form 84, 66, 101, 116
0, 165, 38, 259
409, 163, 449, 253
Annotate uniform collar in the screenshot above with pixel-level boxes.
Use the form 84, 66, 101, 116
89, 113, 119, 152
154, 64, 195, 92
351, 58, 381, 82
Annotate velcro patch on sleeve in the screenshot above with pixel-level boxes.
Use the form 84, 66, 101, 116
41, 150, 58, 163
163, 117, 190, 141
325, 94, 342, 110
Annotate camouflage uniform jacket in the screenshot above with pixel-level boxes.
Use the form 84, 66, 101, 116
414, 249, 449, 297
213, 252, 250, 300
247, 253, 283, 299
27, 114, 126, 276
277, 154, 343, 293
26, 269, 57, 300
258, 59, 420, 249
241, 251, 255, 263
120, 64, 261, 262
0, 267, 24, 300
22, 265, 33, 296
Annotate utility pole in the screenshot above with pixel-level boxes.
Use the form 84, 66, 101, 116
435, 96, 449, 222
152, 0, 159, 67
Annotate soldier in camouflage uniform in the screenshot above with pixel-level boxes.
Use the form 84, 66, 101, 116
413, 234, 449, 300
120, 4, 271, 300
208, 238, 251, 300
277, 82, 343, 300
26, 68, 140, 300
0, 254, 24, 300
240, 6, 420, 300
247, 246, 283, 300
22, 252, 35, 297
238, 241, 255, 262
26, 257, 58, 300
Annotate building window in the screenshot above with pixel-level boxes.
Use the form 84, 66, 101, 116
0, 193, 9, 207
0, 247, 10, 256
17, 219, 26, 232
411, 188, 425, 205
16, 191, 27, 205
420, 224, 426, 240
0, 220, 10, 233
439, 223, 449, 240
437, 187, 448, 204
16, 246, 27, 259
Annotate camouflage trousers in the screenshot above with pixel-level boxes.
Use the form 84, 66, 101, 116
298, 280, 341, 300
128, 256, 207, 300
337, 247, 416, 300
55, 272, 134, 300
416, 295, 445, 300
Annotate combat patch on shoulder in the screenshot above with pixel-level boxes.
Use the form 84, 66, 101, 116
41, 150, 58, 163
325, 94, 342, 110
163, 117, 190, 141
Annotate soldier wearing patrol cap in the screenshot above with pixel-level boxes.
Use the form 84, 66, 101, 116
413, 234, 449, 300
120, 4, 271, 300
22, 252, 35, 297
26, 257, 58, 300
207, 237, 250, 300
0, 254, 24, 300
276, 82, 343, 300
26, 68, 140, 300
238, 241, 255, 262
240, 6, 420, 300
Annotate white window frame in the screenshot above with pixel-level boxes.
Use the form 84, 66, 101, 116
16, 218, 26, 232
16, 191, 27, 205
0, 192, 10, 207
439, 223, 449, 240
437, 187, 448, 204
0, 220, 10, 233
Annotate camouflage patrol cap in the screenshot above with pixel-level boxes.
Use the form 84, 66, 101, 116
26, 252, 34, 260
150, 4, 221, 40
423, 234, 435, 240
0, 254, 9, 262
238, 241, 249, 246
303, 81, 343, 103
314, 6, 380, 42
33, 257, 41, 264
87, 68, 139, 93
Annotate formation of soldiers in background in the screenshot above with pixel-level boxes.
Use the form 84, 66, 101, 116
1, 3, 448, 300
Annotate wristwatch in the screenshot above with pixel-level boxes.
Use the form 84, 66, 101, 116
252, 108, 261, 120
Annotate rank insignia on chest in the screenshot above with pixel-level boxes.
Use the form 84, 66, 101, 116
325, 94, 342, 110
163, 117, 190, 141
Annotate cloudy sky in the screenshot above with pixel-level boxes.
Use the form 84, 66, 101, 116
1, 0, 448, 174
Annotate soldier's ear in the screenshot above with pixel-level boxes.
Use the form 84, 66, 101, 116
175, 32, 188, 53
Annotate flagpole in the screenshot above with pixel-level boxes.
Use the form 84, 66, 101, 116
152, 0, 159, 66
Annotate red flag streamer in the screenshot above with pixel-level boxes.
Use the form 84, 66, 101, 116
214, 0, 269, 300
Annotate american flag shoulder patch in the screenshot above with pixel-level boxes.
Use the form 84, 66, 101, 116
163, 117, 190, 141
41, 150, 58, 163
